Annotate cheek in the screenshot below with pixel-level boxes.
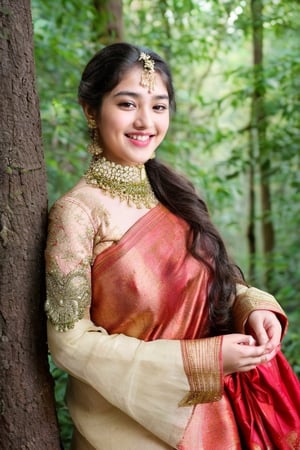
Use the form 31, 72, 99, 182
98, 117, 120, 138
160, 116, 170, 133
106, 114, 130, 132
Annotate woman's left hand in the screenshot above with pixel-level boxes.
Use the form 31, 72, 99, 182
246, 310, 282, 357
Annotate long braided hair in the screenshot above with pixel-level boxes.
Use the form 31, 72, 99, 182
146, 158, 244, 335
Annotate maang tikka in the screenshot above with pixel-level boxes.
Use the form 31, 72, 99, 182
138, 52, 156, 93
87, 117, 103, 156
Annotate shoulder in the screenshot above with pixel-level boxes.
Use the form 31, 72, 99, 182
49, 178, 109, 233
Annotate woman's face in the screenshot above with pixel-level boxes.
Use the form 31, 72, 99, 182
95, 66, 170, 166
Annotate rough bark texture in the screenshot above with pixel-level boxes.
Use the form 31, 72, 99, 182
0, 0, 61, 447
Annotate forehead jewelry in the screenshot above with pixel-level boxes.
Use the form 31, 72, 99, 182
138, 52, 156, 93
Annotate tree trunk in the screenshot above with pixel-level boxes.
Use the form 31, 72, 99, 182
93, 0, 123, 43
247, 126, 256, 282
250, 0, 275, 285
0, 0, 61, 447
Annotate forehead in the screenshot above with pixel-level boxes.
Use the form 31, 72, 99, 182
111, 66, 169, 96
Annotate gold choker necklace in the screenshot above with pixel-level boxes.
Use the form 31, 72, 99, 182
85, 156, 158, 209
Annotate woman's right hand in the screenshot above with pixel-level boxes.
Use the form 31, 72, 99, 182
222, 333, 276, 376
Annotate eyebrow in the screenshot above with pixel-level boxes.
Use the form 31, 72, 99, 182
113, 90, 169, 101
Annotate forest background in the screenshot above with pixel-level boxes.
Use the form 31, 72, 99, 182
31, 0, 299, 447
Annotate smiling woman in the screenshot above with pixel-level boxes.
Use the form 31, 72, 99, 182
45, 43, 300, 450
81, 67, 170, 166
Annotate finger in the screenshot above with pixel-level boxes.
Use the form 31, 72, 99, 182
236, 343, 271, 367
246, 349, 275, 367
262, 347, 279, 362
238, 346, 280, 373
237, 334, 256, 346
253, 326, 269, 345
265, 326, 281, 348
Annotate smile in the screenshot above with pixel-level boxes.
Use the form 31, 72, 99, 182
127, 134, 151, 142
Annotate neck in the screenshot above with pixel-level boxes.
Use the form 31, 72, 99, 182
85, 155, 158, 209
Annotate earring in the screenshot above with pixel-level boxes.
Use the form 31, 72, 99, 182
87, 117, 103, 156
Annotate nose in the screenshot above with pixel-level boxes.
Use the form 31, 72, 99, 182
133, 106, 153, 129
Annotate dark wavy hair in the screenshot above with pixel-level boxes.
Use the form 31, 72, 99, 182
78, 42, 176, 112
78, 42, 244, 335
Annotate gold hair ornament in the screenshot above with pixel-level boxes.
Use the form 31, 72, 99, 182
138, 52, 156, 93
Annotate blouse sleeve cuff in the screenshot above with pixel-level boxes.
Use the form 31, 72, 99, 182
233, 284, 288, 336
179, 336, 223, 406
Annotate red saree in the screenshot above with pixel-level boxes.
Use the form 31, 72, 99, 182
90, 204, 300, 449
225, 351, 300, 449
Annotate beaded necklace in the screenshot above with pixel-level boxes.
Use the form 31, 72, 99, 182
85, 156, 158, 209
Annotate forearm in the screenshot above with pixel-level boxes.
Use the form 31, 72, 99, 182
47, 319, 191, 446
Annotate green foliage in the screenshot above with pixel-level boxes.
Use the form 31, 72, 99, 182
48, 356, 73, 449
32, 0, 300, 446
32, 0, 100, 206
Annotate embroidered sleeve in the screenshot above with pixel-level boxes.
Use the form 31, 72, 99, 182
45, 197, 96, 332
179, 336, 223, 406
232, 284, 288, 335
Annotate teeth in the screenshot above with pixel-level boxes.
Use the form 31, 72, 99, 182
128, 135, 149, 142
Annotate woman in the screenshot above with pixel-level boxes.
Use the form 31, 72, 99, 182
45, 43, 300, 449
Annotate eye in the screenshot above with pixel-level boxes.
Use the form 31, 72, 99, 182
153, 104, 168, 112
118, 101, 136, 110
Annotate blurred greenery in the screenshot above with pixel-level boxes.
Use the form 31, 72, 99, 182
48, 356, 73, 449
31, 0, 300, 447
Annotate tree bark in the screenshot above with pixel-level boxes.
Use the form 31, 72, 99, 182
247, 127, 256, 282
0, 0, 61, 447
250, 0, 275, 284
93, 0, 123, 43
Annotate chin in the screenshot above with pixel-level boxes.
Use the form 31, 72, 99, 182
129, 156, 152, 166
